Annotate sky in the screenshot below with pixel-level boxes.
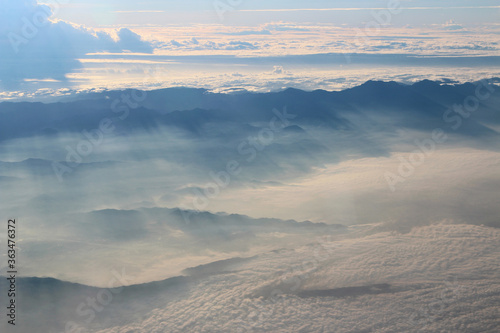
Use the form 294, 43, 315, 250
0, 0, 499, 98
49, 0, 500, 26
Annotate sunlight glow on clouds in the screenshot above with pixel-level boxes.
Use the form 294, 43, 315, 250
1, 1, 499, 96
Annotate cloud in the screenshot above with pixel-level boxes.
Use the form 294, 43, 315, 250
0, 0, 154, 88
222, 29, 272, 36
224, 41, 259, 50
443, 20, 465, 31
263, 22, 310, 31
165, 39, 260, 51
272, 65, 287, 74
170, 39, 183, 47
116, 28, 154, 53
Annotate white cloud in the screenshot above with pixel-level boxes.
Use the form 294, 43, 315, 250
0, 0, 153, 88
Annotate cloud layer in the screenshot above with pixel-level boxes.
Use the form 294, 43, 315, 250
2, 223, 498, 332
0, 80, 499, 288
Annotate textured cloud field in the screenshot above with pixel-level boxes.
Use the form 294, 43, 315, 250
1, 223, 498, 332
94, 223, 500, 333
